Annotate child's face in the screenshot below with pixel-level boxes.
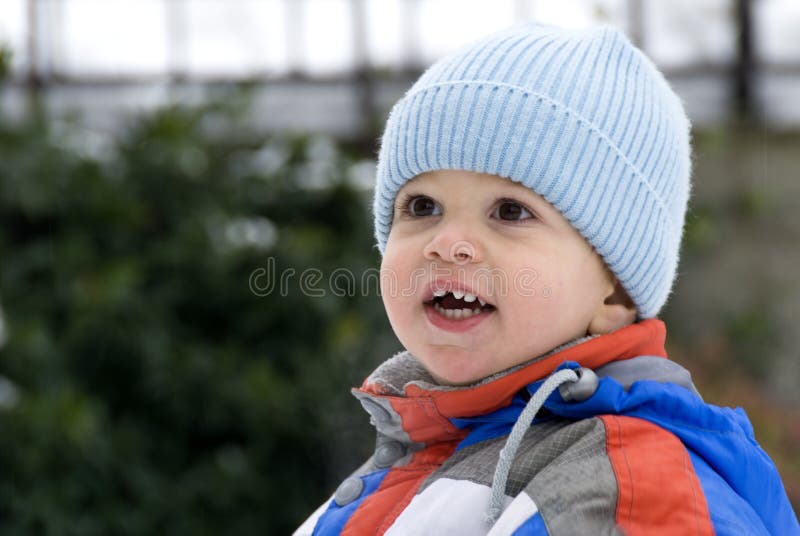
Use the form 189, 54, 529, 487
380, 170, 617, 386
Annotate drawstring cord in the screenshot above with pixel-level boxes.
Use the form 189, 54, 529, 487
484, 367, 598, 525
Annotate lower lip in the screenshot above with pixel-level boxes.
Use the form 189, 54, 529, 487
423, 303, 494, 333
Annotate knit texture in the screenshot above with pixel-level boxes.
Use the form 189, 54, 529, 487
372, 22, 692, 319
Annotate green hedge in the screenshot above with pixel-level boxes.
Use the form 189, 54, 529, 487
0, 94, 394, 534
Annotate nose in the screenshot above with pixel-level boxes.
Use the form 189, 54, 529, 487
423, 220, 485, 265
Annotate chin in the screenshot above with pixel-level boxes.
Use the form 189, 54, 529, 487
410, 344, 496, 386
425, 360, 489, 387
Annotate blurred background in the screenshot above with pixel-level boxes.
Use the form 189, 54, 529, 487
0, 0, 798, 533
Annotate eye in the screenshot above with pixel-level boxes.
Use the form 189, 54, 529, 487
401, 195, 442, 217
493, 200, 534, 222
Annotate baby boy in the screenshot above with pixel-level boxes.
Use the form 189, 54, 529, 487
296, 22, 798, 535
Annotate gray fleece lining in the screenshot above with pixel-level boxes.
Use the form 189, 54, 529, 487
364, 333, 599, 396
596, 355, 702, 398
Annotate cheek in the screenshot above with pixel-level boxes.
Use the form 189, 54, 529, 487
380, 239, 404, 289
534, 262, 607, 320
380, 255, 418, 322
507, 259, 563, 302
504, 266, 568, 325
536, 257, 586, 296
379, 263, 401, 318
505, 294, 553, 326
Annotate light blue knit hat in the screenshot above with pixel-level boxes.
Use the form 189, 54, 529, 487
373, 22, 692, 319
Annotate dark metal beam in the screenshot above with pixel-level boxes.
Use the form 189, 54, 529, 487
734, 0, 755, 120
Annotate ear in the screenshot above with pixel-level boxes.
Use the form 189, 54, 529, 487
587, 276, 638, 335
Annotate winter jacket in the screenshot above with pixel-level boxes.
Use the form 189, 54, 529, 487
295, 319, 799, 535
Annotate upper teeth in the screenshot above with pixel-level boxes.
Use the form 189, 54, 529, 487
432, 289, 486, 306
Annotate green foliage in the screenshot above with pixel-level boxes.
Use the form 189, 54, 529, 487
0, 97, 393, 534
0, 45, 11, 79
682, 202, 719, 253
723, 305, 777, 378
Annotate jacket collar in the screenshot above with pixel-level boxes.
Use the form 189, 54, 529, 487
353, 319, 667, 445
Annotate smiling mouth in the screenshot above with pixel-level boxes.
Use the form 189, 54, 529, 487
424, 291, 497, 320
